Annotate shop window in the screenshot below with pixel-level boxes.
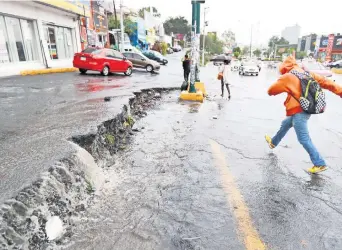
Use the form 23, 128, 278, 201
44, 24, 74, 60
0, 16, 10, 63
0, 15, 38, 64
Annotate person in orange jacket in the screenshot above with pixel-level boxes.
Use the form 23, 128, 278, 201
265, 56, 342, 174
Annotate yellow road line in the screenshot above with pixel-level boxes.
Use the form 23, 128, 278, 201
209, 139, 266, 250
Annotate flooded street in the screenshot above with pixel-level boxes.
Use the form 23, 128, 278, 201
1, 54, 342, 249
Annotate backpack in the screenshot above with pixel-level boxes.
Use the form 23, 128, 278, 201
290, 70, 326, 114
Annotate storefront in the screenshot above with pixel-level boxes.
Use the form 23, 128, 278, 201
331, 35, 342, 61
0, 1, 88, 77
89, 1, 109, 48
317, 36, 328, 61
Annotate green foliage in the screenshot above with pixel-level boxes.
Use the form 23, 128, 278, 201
253, 49, 261, 57
233, 47, 241, 53
242, 46, 249, 55
268, 36, 290, 49
161, 42, 168, 55
138, 7, 161, 18
85, 179, 94, 194
163, 16, 191, 36
200, 33, 224, 55
108, 17, 137, 36
105, 134, 115, 145
233, 51, 240, 58
178, 40, 185, 48
126, 116, 134, 126
296, 51, 306, 60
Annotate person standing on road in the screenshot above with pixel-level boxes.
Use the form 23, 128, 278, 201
220, 60, 231, 99
265, 56, 342, 174
182, 54, 191, 82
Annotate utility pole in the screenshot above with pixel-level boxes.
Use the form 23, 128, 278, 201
113, 0, 118, 29
120, 0, 124, 52
249, 24, 253, 58
201, 7, 209, 67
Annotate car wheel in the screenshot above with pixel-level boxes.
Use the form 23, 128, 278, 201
124, 67, 133, 76
101, 66, 109, 76
163, 60, 168, 65
79, 68, 87, 74
256, 74, 259, 76
146, 64, 153, 72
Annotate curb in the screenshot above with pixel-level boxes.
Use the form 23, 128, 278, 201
331, 68, 342, 74
20, 67, 77, 76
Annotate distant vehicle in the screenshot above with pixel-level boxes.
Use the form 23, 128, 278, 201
299, 61, 333, 78
239, 61, 259, 76
172, 45, 182, 52
143, 50, 168, 65
328, 60, 342, 68
123, 52, 160, 72
267, 62, 277, 69
167, 47, 174, 54
73, 47, 133, 76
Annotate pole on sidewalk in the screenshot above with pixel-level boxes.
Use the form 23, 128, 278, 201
249, 24, 253, 58
120, 0, 124, 53
201, 7, 208, 67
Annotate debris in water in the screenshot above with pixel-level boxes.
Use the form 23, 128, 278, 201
45, 216, 64, 241
213, 116, 218, 119
104, 97, 111, 102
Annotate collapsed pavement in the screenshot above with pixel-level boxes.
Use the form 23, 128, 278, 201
0, 88, 175, 250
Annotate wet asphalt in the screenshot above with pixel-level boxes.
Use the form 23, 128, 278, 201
67, 63, 342, 249
0, 54, 181, 204
1, 54, 342, 249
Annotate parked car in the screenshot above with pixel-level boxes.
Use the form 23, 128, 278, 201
172, 45, 182, 52
167, 47, 174, 54
239, 62, 259, 76
123, 52, 160, 72
73, 47, 133, 76
143, 50, 168, 65
299, 61, 333, 78
328, 60, 342, 68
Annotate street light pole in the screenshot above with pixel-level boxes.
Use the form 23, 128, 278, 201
120, 0, 124, 53
201, 7, 209, 67
250, 24, 253, 58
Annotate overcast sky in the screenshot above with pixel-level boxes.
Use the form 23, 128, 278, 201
123, 0, 342, 46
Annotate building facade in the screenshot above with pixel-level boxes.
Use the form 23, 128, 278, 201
0, 0, 89, 77
281, 24, 301, 44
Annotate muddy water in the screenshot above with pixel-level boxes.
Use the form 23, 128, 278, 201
64, 93, 242, 250
0, 89, 171, 250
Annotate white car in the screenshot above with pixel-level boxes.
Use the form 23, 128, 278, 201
239, 62, 259, 76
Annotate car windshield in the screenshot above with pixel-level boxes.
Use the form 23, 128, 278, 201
82, 47, 102, 54
303, 62, 326, 70
151, 51, 163, 58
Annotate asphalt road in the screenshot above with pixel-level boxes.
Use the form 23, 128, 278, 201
1, 56, 342, 249
66, 64, 342, 249
0, 53, 182, 203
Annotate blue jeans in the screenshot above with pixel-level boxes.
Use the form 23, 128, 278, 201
272, 112, 326, 166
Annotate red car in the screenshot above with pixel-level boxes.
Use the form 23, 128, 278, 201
73, 47, 133, 76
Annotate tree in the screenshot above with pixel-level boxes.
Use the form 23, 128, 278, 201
233, 47, 241, 53
268, 36, 289, 49
222, 30, 236, 48
108, 16, 137, 36
163, 16, 191, 36
233, 51, 240, 58
253, 49, 261, 57
242, 46, 249, 55
138, 7, 161, 18
201, 33, 224, 55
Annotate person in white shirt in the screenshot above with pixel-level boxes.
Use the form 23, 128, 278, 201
220, 60, 231, 99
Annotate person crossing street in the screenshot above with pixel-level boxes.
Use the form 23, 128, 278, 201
265, 56, 342, 174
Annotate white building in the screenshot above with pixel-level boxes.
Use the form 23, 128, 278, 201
281, 24, 301, 44
0, 1, 85, 77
